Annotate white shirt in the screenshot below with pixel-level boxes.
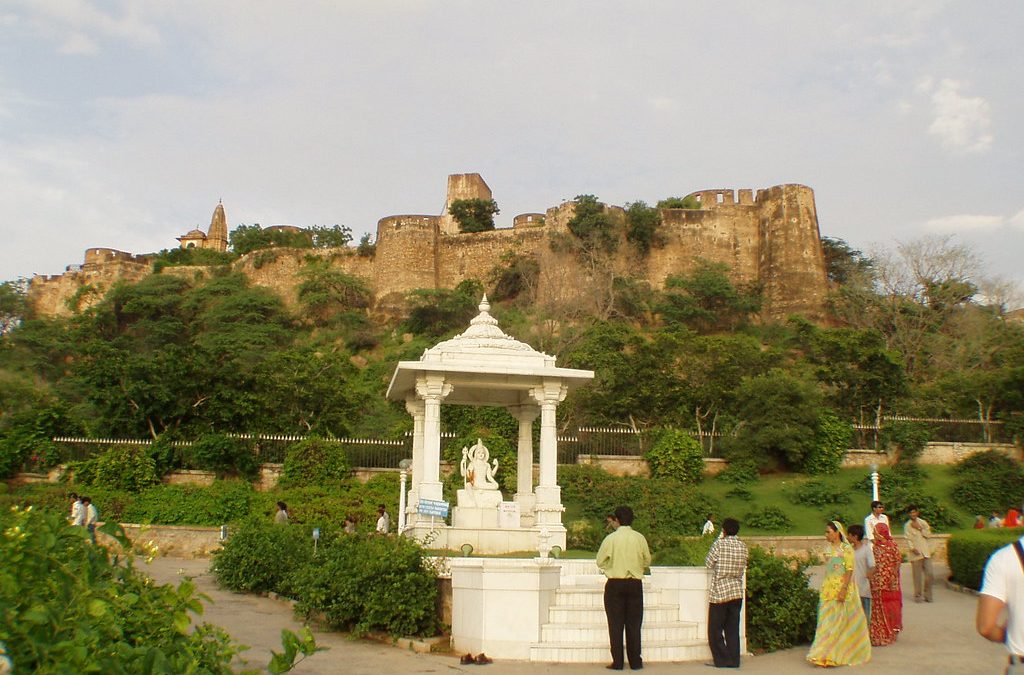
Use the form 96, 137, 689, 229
702, 520, 715, 536
376, 511, 390, 534
980, 537, 1024, 656
864, 513, 889, 541
84, 504, 98, 527
70, 501, 84, 526
853, 543, 876, 598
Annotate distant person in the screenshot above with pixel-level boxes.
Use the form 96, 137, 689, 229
977, 530, 1024, 669
864, 501, 888, 541
69, 493, 84, 527
974, 514, 987, 529
991, 511, 1005, 528
82, 496, 98, 544
702, 514, 716, 537
1006, 506, 1021, 528
596, 505, 651, 671
705, 517, 748, 669
343, 515, 357, 534
605, 513, 619, 531
274, 501, 289, 525
847, 524, 876, 622
376, 504, 390, 534
904, 506, 933, 603
807, 521, 871, 667
869, 523, 902, 646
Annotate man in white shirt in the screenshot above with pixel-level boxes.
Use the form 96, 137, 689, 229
69, 493, 84, 526
864, 500, 889, 541
376, 504, 390, 534
848, 524, 876, 620
702, 515, 716, 537
977, 534, 1024, 672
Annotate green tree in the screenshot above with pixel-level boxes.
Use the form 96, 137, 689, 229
656, 196, 701, 210
403, 280, 484, 337
0, 279, 28, 336
230, 224, 313, 255
660, 260, 762, 333
297, 261, 371, 326
624, 201, 662, 255
309, 224, 353, 248
449, 198, 499, 233
566, 195, 618, 257
820, 237, 874, 286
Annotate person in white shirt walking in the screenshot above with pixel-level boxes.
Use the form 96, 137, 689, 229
702, 515, 716, 537
864, 501, 889, 541
904, 505, 933, 602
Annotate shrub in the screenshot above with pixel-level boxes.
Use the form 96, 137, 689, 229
185, 434, 258, 479
951, 450, 1024, 516
449, 198, 499, 233
0, 506, 250, 672
567, 519, 604, 551
803, 411, 852, 475
650, 536, 713, 566
745, 547, 818, 651
280, 436, 352, 488
120, 481, 263, 526
717, 460, 760, 485
645, 428, 705, 483
947, 528, 1024, 590
744, 506, 793, 532
290, 533, 440, 637
790, 480, 850, 508
147, 436, 182, 477
885, 486, 961, 530
881, 421, 931, 463
73, 445, 160, 493
726, 487, 753, 500
212, 517, 316, 596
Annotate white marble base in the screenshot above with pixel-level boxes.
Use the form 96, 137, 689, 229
452, 505, 499, 529
404, 523, 566, 555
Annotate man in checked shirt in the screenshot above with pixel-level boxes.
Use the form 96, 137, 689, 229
704, 517, 748, 668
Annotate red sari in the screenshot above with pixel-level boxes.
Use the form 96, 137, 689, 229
869, 523, 902, 646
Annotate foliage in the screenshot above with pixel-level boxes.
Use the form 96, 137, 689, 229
884, 487, 960, 530
645, 428, 704, 483
356, 232, 376, 257
444, 431, 517, 495
660, 260, 762, 334
743, 506, 793, 531
745, 548, 818, 651
951, 450, 1024, 516
212, 517, 315, 596
185, 434, 259, 479
947, 528, 1023, 590
566, 195, 619, 257
403, 279, 484, 337
449, 198, 499, 233
656, 196, 701, 210
566, 519, 605, 551
488, 251, 540, 303
120, 481, 263, 526
280, 436, 352, 488
151, 247, 236, 272
297, 261, 371, 326
881, 421, 931, 463
309, 224, 354, 249
0, 505, 248, 673
230, 224, 314, 255
789, 480, 850, 508
73, 445, 160, 493
716, 460, 760, 485
802, 410, 853, 475
723, 370, 823, 472
650, 536, 713, 566
0, 278, 28, 336
820, 237, 874, 286
624, 201, 662, 255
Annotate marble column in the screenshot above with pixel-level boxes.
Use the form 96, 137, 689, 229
509, 404, 539, 522
529, 381, 567, 527
415, 374, 451, 503
405, 397, 425, 525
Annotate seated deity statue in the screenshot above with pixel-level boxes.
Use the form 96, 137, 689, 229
457, 439, 502, 508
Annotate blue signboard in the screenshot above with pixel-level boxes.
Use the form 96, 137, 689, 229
418, 499, 450, 518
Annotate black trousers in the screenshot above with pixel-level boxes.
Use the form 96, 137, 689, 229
604, 578, 644, 669
707, 598, 742, 668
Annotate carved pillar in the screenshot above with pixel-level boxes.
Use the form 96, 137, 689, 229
509, 404, 539, 521
529, 381, 568, 528
405, 397, 425, 524
416, 375, 452, 503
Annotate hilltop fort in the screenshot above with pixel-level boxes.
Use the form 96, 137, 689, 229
27, 173, 831, 320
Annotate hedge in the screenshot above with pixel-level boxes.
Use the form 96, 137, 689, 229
947, 528, 1024, 590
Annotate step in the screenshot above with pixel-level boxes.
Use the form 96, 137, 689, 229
529, 639, 710, 663
551, 587, 666, 607
540, 621, 698, 644
548, 604, 680, 624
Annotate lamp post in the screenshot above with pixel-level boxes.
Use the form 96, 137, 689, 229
870, 463, 880, 503
398, 458, 412, 534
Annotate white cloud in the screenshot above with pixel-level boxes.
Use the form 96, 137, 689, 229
57, 32, 97, 55
11, 0, 160, 53
924, 214, 1005, 233
924, 78, 993, 153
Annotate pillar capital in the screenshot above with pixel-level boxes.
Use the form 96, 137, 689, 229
507, 404, 540, 424
528, 381, 567, 407
415, 375, 453, 401
405, 396, 425, 417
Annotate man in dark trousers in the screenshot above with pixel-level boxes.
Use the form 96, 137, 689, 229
705, 517, 748, 668
596, 505, 651, 671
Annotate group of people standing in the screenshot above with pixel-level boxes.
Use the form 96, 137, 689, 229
272, 501, 388, 534
807, 501, 932, 667
68, 493, 99, 543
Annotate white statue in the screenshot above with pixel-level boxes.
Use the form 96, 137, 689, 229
457, 439, 502, 508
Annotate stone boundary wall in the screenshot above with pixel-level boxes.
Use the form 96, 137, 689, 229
744, 533, 951, 564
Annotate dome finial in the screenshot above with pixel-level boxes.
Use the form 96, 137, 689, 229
479, 294, 490, 313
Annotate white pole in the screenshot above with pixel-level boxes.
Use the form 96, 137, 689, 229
398, 468, 408, 534
870, 464, 880, 503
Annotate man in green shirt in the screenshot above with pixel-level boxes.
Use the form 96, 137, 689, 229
596, 505, 651, 671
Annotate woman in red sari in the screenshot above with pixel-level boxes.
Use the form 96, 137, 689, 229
869, 522, 902, 646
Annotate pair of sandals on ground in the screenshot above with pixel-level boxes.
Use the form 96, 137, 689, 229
459, 652, 493, 665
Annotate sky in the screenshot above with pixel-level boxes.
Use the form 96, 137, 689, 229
2, 1, 1022, 302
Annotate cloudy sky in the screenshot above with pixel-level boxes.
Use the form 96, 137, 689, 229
2, 1, 1021, 299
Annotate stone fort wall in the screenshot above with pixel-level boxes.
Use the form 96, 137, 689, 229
27, 177, 830, 321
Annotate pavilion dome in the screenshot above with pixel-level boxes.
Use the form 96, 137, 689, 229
421, 296, 555, 368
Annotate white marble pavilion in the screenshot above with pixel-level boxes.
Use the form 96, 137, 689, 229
386, 296, 594, 554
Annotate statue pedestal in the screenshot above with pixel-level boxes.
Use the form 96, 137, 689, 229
452, 505, 499, 529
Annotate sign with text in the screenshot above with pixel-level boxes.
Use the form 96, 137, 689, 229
418, 499, 450, 518
498, 501, 521, 529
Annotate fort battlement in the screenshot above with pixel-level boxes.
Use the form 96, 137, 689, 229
28, 174, 830, 321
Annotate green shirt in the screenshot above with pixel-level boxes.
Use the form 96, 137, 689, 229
596, 525, 651, 579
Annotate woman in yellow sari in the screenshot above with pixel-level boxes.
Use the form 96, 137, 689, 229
807, 521, 872, 667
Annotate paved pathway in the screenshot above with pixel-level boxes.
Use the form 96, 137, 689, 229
144, 558, 1006, 674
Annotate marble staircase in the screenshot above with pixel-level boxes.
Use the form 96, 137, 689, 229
529, 560, 710, 663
